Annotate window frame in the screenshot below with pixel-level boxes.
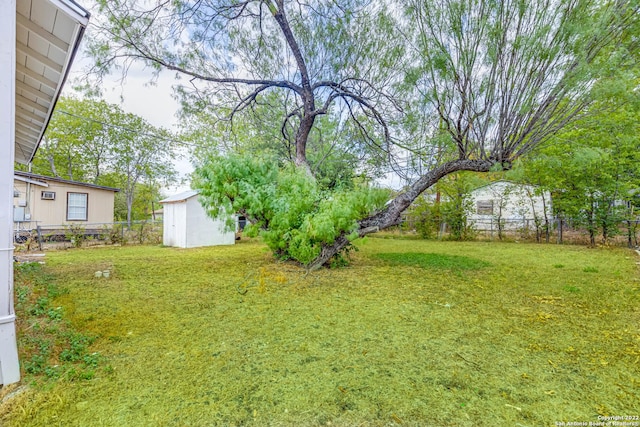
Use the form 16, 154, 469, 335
66, 192, 88, 221
476, 200, 494, 215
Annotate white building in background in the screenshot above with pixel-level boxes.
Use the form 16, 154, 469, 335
160, 190, 236, 248
468, 181, 552, 231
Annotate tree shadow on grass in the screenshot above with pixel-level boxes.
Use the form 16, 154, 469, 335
374, 252, 491, 271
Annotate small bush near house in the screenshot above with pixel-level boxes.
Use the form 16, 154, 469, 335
64, 225, 88, 248
101, 224, 127, 245
410, 198, 443, 239
99, 222, 161, 246
132, 221, 162, 245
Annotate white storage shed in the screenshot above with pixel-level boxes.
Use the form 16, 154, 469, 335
160, 190, 236, 248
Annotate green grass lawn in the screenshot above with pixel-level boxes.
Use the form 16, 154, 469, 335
2, 238, 639, 426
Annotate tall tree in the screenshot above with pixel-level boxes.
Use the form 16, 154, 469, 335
90, 0, 637, 269
181, 91, 385, 189
108, 110, 178, 226
27, 96, 179, 226
348, 0, 636, 268
90, 0, 404, 177
28, 97, 111, 181
518, 85, 640, 246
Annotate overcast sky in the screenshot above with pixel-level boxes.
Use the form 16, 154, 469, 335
65, 56, 194, 195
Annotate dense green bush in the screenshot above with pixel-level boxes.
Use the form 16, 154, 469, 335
194, 154, 390, 266
64, 224, 87, 248
441, 192, 476, 241
407, 194, 475, 241
410, 197, 443, 239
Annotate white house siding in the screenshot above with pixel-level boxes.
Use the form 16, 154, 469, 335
469, 181, 552, 231
13, 174, 118, 229
0, 0, 21, 386
162, 202, 178, 247
175, 201, 188, 248
2, 0, 89, 387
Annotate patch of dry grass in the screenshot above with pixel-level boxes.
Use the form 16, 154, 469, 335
1, 238, 639, 426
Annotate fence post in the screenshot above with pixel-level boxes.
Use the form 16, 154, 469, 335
556, 218, 563, 244
36, 225, 43, 251
490, 218, 493, 241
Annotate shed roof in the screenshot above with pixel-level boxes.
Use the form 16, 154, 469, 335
14, 0, 90, 164
14, 171, 120, 192
470, 180, 539, 193
160, 190, 200, 204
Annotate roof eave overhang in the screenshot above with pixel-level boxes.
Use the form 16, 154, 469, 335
15, 0, 90, 165
14, 175, 49, 187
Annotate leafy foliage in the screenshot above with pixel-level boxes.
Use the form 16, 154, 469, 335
181, 92, 387, 189
403, 0, 637, 163
98, 174, 164, 222
21, 96, 178, 224
516, 83, 640, 245
90, 0, 405, 179
409, 197, 442, 239
407, 172, 480, 241
194, 154, 390, 265
64, 224, 88, 248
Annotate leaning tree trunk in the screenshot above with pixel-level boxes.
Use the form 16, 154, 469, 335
306, 158, 496, 271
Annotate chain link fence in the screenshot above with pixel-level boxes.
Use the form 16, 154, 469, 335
14, 216, 640, 250
397, 216, 640, 247
13, 220, 163, 250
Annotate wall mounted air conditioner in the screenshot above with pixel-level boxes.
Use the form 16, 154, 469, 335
41, 191, 56, 200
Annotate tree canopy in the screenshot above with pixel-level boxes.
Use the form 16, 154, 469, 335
25, 96, 179, 225
88, 0, 639, 268
90, 0, 405, 177
516, 81, 640, 246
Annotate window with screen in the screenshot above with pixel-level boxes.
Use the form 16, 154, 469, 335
67, 192, 88, 221
476, 200, 494, 215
